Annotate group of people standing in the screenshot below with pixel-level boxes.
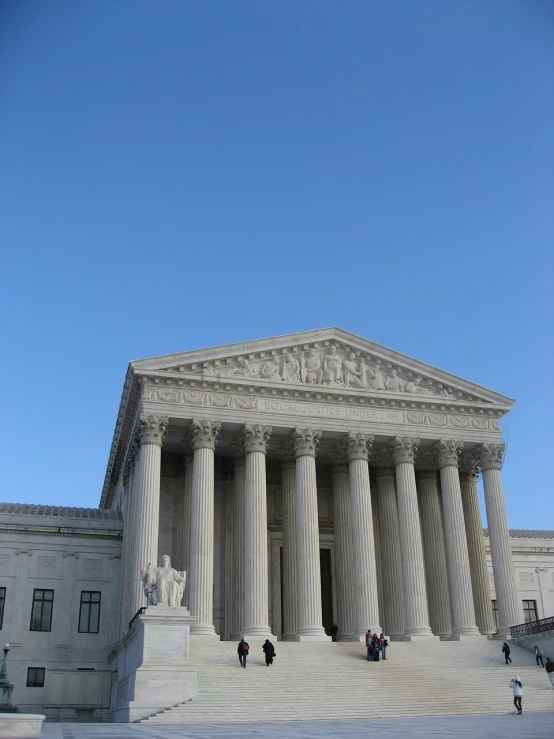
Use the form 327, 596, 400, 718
503, 641, 554, 715
365, 631, 388, 662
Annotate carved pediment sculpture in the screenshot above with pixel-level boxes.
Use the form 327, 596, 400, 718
202, 346, 461, 399
132, 328, 513, 406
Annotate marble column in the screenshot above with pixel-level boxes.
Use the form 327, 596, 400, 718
375, 468, 406, 639
291, 428, 329, 640
460, 454, 496, 636
128, 415, 168, 619
345, 432, 381, 638
281, 458, 298, 640
436, 440, 480, 637
181, 451, 194, 607
119, 454, 134, 632
372, 486, 385, 630
391, 436, 434, 638
241, 424, 273, 638
230, 452, 245, 640
478, 443, 522, 637
189, 418, 220, 636
330, 457, 355, 640
416, 470, 452, 638
126, 443, 141, 626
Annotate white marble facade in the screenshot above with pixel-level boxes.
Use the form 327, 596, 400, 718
1, 329, 554, 705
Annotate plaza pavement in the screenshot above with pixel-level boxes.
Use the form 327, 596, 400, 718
41, 712, 554, 739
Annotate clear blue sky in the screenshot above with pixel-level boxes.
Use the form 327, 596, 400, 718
1, 1, 552, 528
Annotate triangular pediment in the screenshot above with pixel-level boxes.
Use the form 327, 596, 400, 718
131, 328, 514, 408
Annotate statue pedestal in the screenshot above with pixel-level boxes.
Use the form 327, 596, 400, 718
108, 605, 197, 723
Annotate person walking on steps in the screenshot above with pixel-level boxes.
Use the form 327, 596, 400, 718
262, 639, 276, 666
545, 657, 554, 689
237, 639, 249, 668
534, 645, 544, 667
509, 676, 523, 714
502, 642, 512, 664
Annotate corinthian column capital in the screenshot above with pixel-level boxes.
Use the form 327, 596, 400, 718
290, 428, 322, 458
435, 439, 464, 469
478, 443, 505, 471
138, 414, 169, 446
343, 432, 374, 462
190, 419, 221, 451
459, 452, 480, 481
416, 468, 438, 483
390, 436, 420, 465
240, 424, 272, 454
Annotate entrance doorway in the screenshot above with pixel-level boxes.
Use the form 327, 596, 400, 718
278, 547, 334, 637
320, 548, 334, 635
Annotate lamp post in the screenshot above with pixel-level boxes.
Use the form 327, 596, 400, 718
0, 643, 17, 712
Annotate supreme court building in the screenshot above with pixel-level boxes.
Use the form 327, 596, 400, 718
2, 328, 554, 710
105, 327, 532, 643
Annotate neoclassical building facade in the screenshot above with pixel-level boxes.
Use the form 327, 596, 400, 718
2, 328, 554, 709
102, 328, 526, 642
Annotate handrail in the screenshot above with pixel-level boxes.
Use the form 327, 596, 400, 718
128, 606, 146, 630
510, 615, 554, 639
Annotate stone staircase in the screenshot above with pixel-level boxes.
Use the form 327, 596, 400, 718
142, 638, 553, 723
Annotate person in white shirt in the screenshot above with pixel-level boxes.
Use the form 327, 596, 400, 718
509, 676, 523, 714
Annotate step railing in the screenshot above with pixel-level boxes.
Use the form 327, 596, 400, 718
510, 615, 554, 639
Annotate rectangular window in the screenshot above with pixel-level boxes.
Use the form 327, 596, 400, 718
78, 591, 101, 634
491, 600, 498, 631
26, 667, 45, 687
30, 589, 54, 632
0, 587, 5, 630
522, 599, 538, 623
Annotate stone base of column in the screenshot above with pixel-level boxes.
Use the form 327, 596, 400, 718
281, 632, 297, 641
242, 630, 275, 642
337, 634, 355, 642
352, 629, 382, 642
402, 632, 440, 641
448, 633, 487, 641
292, 629, 331, 642
190, 626, 220, 641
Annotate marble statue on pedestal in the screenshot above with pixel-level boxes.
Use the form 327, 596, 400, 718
142, 555, 186, 607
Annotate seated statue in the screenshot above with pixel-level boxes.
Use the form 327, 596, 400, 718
142, 555, 186, 607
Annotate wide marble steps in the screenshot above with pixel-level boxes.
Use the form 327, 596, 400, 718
142, 639, 553, 723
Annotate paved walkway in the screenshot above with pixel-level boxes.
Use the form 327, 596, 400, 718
41, 712, 554, 739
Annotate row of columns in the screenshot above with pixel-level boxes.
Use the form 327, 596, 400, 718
120, 415, 522, 641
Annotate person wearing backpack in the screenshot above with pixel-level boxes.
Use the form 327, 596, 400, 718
502, 641, 512, 664
237, 639, 249, 668
509, 676, 523, 714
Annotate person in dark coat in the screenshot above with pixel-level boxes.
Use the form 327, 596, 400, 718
330, 624, 339, 642
502, 642, 512, 664
237, 639, 249, 668
262, 639, 276, 666
545, 657, 554, 689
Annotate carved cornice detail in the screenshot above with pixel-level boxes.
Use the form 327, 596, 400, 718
290, 428, 322, 458
138, 414, 169, 446
190, 419, 221, 451
390, 436, 420, 465
343, 432, 374, 462
478, 442, 505, 471
240, 424, 272, 454
435, 439, 464, 469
